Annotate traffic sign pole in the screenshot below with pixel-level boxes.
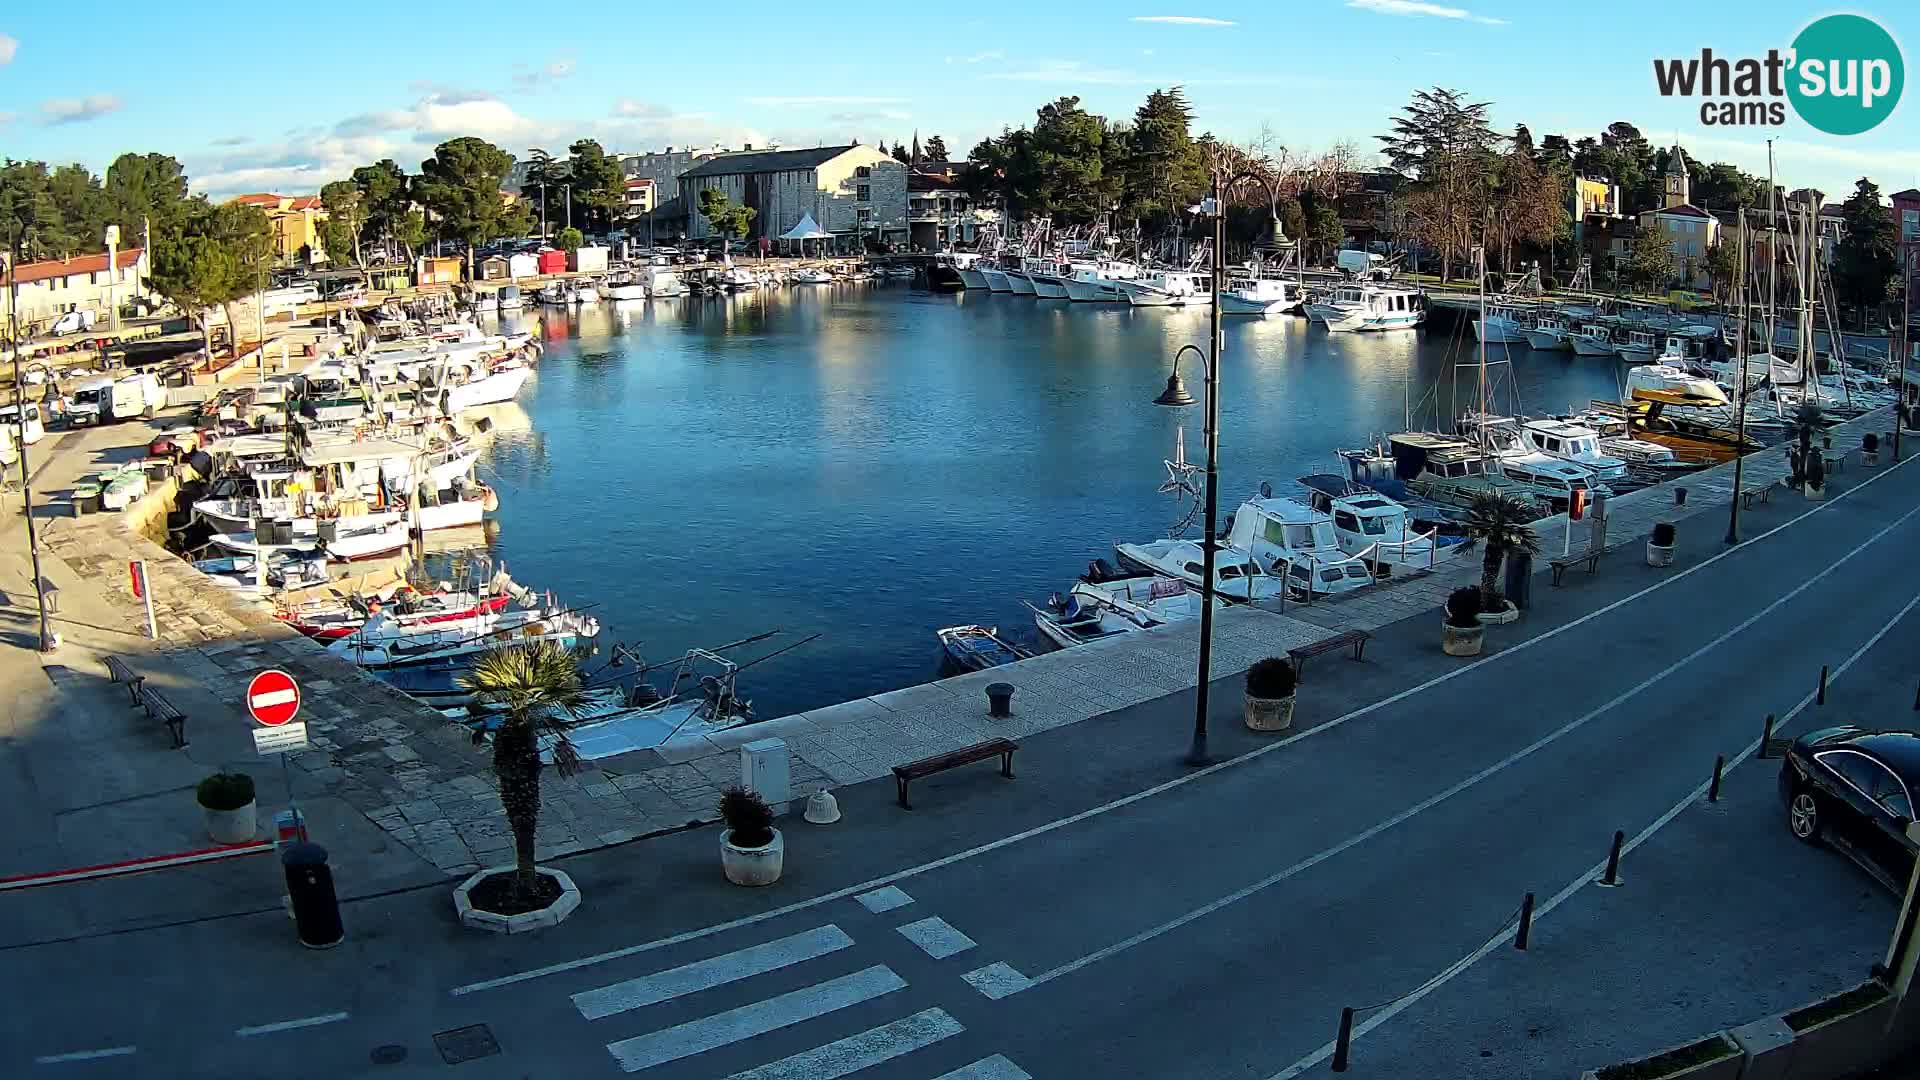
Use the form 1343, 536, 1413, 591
128, 560, 156, 640
243, 670, 308, 867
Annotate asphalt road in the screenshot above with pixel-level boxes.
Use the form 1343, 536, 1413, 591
7, 455, 1919, 1079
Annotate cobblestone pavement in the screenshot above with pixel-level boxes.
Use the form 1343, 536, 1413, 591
21, 405, 1896, 881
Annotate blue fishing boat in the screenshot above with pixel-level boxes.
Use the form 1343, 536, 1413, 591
937, 624, 1030, 672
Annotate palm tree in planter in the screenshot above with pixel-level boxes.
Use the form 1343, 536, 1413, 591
1786, 403, 1824, 495
1465, 492, 1540, 622
1863, 432, 1879, 468
1441, 587, 1485, 656
459, 641, 586, 917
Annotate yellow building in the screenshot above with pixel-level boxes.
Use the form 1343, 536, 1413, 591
230, 193, 330, 266
1633, 146, 1720, 290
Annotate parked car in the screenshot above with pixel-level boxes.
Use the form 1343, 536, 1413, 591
50, 309, 99, 336
1779, 726, 1920, 890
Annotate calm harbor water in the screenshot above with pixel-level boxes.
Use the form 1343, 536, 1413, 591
472, 285, 1625, 718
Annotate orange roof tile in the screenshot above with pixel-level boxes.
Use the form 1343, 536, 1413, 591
7, 248, 145, 286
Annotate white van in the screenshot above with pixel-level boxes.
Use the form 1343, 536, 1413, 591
1336, 250, 1389, 279
0, 402, 48, 444
67, 373, 164, 425
50, 309, 99, 336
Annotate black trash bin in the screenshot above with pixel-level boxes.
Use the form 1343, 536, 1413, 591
1503, 551, 1534, 611
281, 842, 344, 949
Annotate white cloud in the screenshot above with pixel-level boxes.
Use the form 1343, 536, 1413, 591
40, 94, 122, 125
334, 91, 540, 141
945, 49, 1004, 64
984, 59, 1336, 88
615, 99, 673, 119
512, 53, 577, 91
0, 34, 17, 65
744, 95, 908, 107
1130, 16, 1236, 26
1346, 0, 1508, 25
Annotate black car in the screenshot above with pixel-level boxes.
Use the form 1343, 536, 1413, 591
1779, 726, 1920, 890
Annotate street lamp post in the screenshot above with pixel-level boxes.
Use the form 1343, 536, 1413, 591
1152, 169, 1228, 766
1898, 239, 1912, 465
1727, 211, 1750, 545
104, 225, 120, 333
6, 229, 54, 653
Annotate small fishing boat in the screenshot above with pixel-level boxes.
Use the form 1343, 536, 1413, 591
1569, 323, 1618, 357
1112, 538, 1287, 601
936, 625, 1030, 672
193, 552, 331, 595
1220, 495, 1378, 598
1523, 313, 1573, 351
1027, 563, 1218, 650
1218, 276, 1305, 315
1295, 475, 1470, 576
790, 267, 834, 285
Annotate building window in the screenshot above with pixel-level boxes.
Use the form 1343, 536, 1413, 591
1904, 209, 1919, 239
855, 166, 871, 179
857, 185, 870, 202
857, 208, 872, 224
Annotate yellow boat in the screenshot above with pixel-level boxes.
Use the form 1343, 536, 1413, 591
1621, 395, 1762, 463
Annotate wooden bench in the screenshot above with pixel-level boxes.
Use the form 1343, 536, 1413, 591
136, 685, 187, 748
1740, 484, 1775, 511
1549, 548, 1603, 586
1287, 630, 1371, 679
103, 655, 145, 703
893, 737, 1017, 810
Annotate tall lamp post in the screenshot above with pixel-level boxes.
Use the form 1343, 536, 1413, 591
1151, 168, 1234, 766
1898, 238, 1912, 465
6, 229, 54, 652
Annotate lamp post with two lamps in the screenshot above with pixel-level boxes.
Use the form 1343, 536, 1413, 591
6, 229, 56, 652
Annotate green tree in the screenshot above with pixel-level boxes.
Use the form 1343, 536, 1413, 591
1025, 96, 1118, 223
460, 642, 586, 904
393, 210, 428, 260
523, 148, 568, 236
1486, 140, 1568, 272
1704, 239, 1739, 305
1832, 177, 1900, 327
565, 139, 622, 233
415, 137, 518, 277
103, 152, 190, 245
1378, 87, 1500, 281
555, 226, 583, 253
351, 159, 411, 256
890, 142, 911, 164
1465, 492, 1540, 611
924, 135, 949, 163
696, 188, 756, 248
1693, 161, 1764, 212
147, 199, 271, 356
1625, 225, 1676, 294
1122, 87, 1206, 224
318, 180, 365, 267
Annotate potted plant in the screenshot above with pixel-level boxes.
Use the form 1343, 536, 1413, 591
1442, 587, 1485, 656
1243, 657, 1297, 732
1647, 521, 1677, 567
1863, 432, 1880, 467
1804, 451, 1827, 501
1465, 492, 1539, 624
1786, 402, 1823, 494
719, 786, 784, 886
451, 642, 588, 932
197, 771, 257, 844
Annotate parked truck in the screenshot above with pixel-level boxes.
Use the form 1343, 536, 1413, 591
66, 372, 165, 425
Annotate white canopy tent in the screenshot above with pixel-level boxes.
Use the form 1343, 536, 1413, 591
780, 213, 833, 257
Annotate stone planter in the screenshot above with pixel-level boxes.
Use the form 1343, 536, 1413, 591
1646, 542, 1675, 568
1477, 600, 1519, 625
1442, 620, 1484, 656
203, 800, 258, 844
453, 866, 582, 934
721, 828, 785, 886
1782, 981, 1893, 1080
1578, 1032, 1742, 1080
1244, 692, 1295, 732
1803, 483, 1826, 501
1864, 451, 1880, 467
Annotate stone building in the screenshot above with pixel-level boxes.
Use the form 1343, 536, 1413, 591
678, 145, 907, 249
1, 248, 149, 333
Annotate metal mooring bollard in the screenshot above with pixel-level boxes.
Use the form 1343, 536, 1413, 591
1759, 714, 1776, 758
1818, 664, 1829, 705
1514, 892, 1535, 951
1674, 487, 1687, 506
1600, 830, 1625, 887
1708, 755, 1725, 803
1331, 1007, 1356, 1072
986, 682, 1015, 719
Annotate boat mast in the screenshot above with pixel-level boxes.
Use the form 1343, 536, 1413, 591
1477, 246, 1490, 436
1765, 139, 1778, 357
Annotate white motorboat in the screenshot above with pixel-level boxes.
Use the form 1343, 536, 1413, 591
1120, 270, 1209, 307
1493, 451, 1609, 507
1615, 328, 1661, 363
721, 267, 760, 290
1474, 302, 1532, 344
209, 514, 410, 562
329, 607, 601, 668
981, 265, 1013, 292
495, 286, 525, 312
1653, 325, 1724, 366
431, 364, 531, 414
1218, 276, 1304, 316
1027, 566, 1219, 649
1513, 418, 1629, 482
1523, 313, 1573, 351
1304, 283, 1424, 331
1296, 475, 1458, 576
1627, 364, 1730, 407
412, 484, 492, 531
193, 552, 331, 596
1113, 538, 1286, 601
1222, 495, 1377, 598
790, 267, 834, 285
1569, 323, 1618, 357
536, 283, 569, 305
1025, 258, 1069, 299
604, 276, 649, 301
644, 269, 689, 296
1062, 261, 1137, 303
1004, 268, 1037, 295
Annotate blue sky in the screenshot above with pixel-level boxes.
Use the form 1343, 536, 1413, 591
1, 2, 1914, 200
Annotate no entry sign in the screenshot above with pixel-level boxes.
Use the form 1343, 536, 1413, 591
246, 669, 301, 727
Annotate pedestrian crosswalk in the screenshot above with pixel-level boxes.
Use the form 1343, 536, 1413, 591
570, 893, 1031, 1077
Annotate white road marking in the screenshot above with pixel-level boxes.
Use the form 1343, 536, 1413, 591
896, 916, 977, 959
935, 1055, 1035, 1080
723, 1007, 963, 1080
855, 885, 914, 913
234, 1011, 349, 1037
451, 449, 1913, 998
573, 925, 854, 1020
1009, 496, 1920, 995
249, 688, 297, 709
33, 1047, 136, 1064
1264, 582, 1920, 1079
962, 962, 1032, 1000
605, 964, 906, 1073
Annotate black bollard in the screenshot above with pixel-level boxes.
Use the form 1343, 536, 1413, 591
1600, 830, 1625, 886
1818, 665, 1829, 705
282, 842, 344, 949
1674, 487, 1688, 506
1332, 1007, 1356, 1072
1514, 892, 1535, 951
1708, 755, 1725, 803
1913, 683, 1919, 712
986, 682, 1015, 719
1759, 714, 1776, 758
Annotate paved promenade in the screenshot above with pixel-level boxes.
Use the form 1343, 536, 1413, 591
2, 404, 1915, 1077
